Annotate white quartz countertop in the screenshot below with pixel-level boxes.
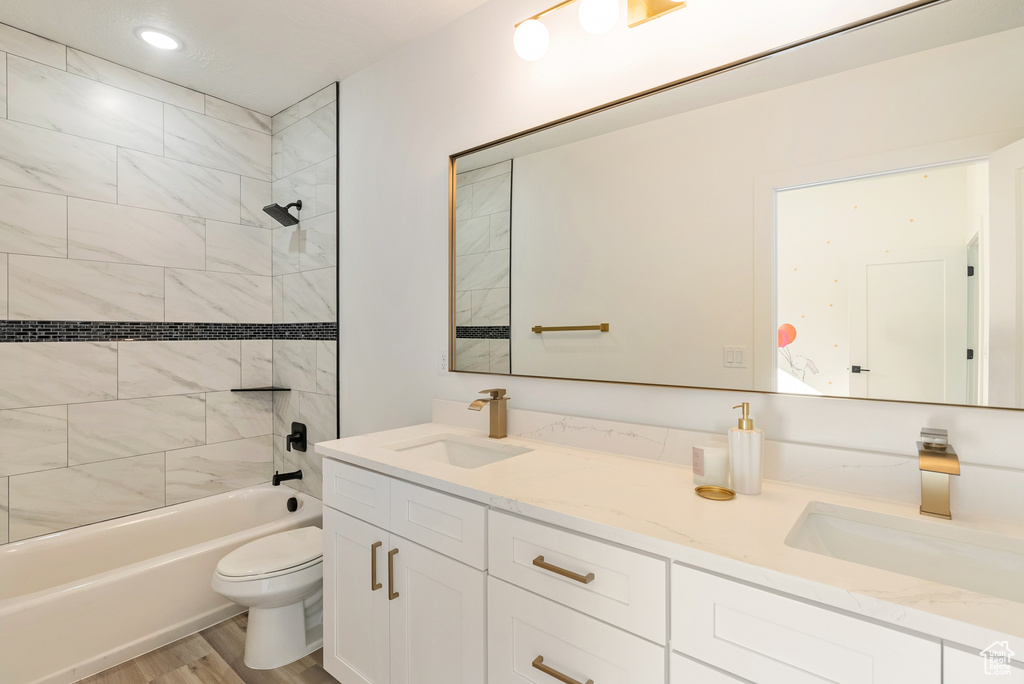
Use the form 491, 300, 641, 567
316, 422, 1024, 649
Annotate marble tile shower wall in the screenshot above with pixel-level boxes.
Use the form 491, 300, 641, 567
454, 160, 511, 374
269, 86, 338, 502
0, 23, 336, 545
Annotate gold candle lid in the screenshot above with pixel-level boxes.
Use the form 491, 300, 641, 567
695, 485, 735, 501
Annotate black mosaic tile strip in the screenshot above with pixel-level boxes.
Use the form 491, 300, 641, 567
456, 326, 510, 340
0, 321, 338, 343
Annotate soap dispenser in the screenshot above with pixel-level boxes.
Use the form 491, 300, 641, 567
729, 402, 764, 495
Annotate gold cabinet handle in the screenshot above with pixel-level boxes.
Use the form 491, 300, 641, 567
388, 547, 399, 600
370, 541, 382, 591
532, 555, 595, 584
532, 656, 593, 684
532, 323, 610, 334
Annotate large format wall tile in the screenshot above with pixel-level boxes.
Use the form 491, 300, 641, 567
241, 340, 273, 388
455, 250, 510, 291
317, 341, 338, 395
273, 105, 336, 180
68, 199, 205, 269
317, 158, 337, 215
206, 221, 272, 276
8, 255, 164, 321
300, 85, 336, 119
0, 255, 7, 319
283, 267, 336, 322
273, 340, 317, 392
8, 56, 163, 154
9, 452, 164, 542
206, 392, 272, 443
165, 269, 272, 323
165, 436, 272, 505
118, 340, 241, 399
0, 406, 67, 477
0, 24, 66, 70
164, 105, 272, 181
117, 149, 241, 223
301, 212, 337, 271
0, 342, 117, 409
240, 177, 273, 229
68, 394, 206, 465
205, 96, 271, 134
0, 118, 116, 201
273, 391, 337, 446
0, 478, 7, 545
67, 49, 204, 113
0, 185, 67, 257
273, 166, 317, 218
273, 226, 301, 275
0, 52, 7, 119
471, 287, 509, 325
274, 438, 321, 500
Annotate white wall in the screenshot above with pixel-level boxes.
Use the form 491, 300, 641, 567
339, 0, 1024, 473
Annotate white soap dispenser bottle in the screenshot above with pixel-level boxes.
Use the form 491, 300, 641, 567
728, 402, 764, 495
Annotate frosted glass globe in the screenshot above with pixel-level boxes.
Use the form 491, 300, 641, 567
578, 0, 619, 35
514, 20, 549, 61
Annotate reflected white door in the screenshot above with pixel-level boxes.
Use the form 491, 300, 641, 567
988, 137, 1024, 406
849, 249, 967, 402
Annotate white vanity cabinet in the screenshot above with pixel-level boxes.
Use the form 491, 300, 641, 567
671, 564, 942, 683
322, 460, 486, 684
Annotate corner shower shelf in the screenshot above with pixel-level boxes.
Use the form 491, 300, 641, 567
230, 387, 291, 392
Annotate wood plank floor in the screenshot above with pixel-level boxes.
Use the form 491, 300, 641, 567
76, 613, 334, 684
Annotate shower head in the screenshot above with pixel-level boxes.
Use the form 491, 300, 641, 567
262, 200, 302, 226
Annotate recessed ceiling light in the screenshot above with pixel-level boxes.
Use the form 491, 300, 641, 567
137, 29, 180, 51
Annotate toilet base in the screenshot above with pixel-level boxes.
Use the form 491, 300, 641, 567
243, 588, 324, 670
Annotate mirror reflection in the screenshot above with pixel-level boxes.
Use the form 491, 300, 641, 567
451, 0, 1024, 409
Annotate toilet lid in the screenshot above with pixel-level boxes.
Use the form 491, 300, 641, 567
217, 526, 323, 578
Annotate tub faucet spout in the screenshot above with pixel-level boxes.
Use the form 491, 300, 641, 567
468, 389, 509, 439
273, 469, 303, 486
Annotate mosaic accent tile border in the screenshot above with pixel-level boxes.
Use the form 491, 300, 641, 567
455, 326, 510, 340
0, 321, 338, 343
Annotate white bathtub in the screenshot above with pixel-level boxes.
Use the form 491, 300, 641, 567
0, 484, 322, 684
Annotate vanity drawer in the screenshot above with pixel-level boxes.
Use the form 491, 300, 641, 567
488, 510, 667, 644
389, 478, 487, 569
322, 458, 390, 529
671, 565, 941, 684
488, 576, 666, 684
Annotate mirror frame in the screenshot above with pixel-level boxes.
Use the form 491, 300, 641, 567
446, 0, 1024, 412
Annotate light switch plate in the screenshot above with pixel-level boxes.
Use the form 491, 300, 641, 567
723, 346, 747, 368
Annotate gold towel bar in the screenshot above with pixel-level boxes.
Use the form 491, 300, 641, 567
532, 323, 610, 334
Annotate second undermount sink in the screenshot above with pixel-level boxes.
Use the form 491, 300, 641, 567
381, 433, 532, 469
786, 502, 1024, 603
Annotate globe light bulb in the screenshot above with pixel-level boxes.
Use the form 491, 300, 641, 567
514, 20, 549, 61
578, 0, 619, 35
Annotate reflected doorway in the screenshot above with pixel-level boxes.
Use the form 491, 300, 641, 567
775, 161, 987, 404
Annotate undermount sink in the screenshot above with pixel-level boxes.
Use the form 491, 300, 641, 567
381, 433, 532, 469
786, 502, 1024, 603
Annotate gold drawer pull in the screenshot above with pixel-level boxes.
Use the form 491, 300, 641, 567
388, 548, 399, 600
532, 555, 595, 584
370, 541, 382, 591
532, 656, 594, 684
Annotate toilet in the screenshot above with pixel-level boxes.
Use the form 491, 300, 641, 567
211, 526, 324, 669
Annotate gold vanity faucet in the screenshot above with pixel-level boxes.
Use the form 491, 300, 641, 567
468, 388, 509, 439
918, 428, 960, 520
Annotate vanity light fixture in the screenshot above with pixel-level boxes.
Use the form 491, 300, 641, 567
513, 0, 685, 60
136, 28, 181, 51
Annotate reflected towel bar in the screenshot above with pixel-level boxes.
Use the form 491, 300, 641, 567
532, 323, 610, 333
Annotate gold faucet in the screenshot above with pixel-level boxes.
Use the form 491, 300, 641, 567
468, 389, 509, 439
918, 428, 960, 519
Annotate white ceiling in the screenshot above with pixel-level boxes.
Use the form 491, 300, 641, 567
0, 0, 491, 115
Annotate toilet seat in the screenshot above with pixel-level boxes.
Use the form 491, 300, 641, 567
216, 526, 323, 580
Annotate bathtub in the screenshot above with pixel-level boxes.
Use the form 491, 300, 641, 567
0, 484, 322, 684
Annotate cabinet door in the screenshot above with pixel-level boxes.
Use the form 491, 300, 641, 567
324, 507, 391, 684
944, 644, 1024, 682
670, 653, 745, 683
388, 535, 486, 684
